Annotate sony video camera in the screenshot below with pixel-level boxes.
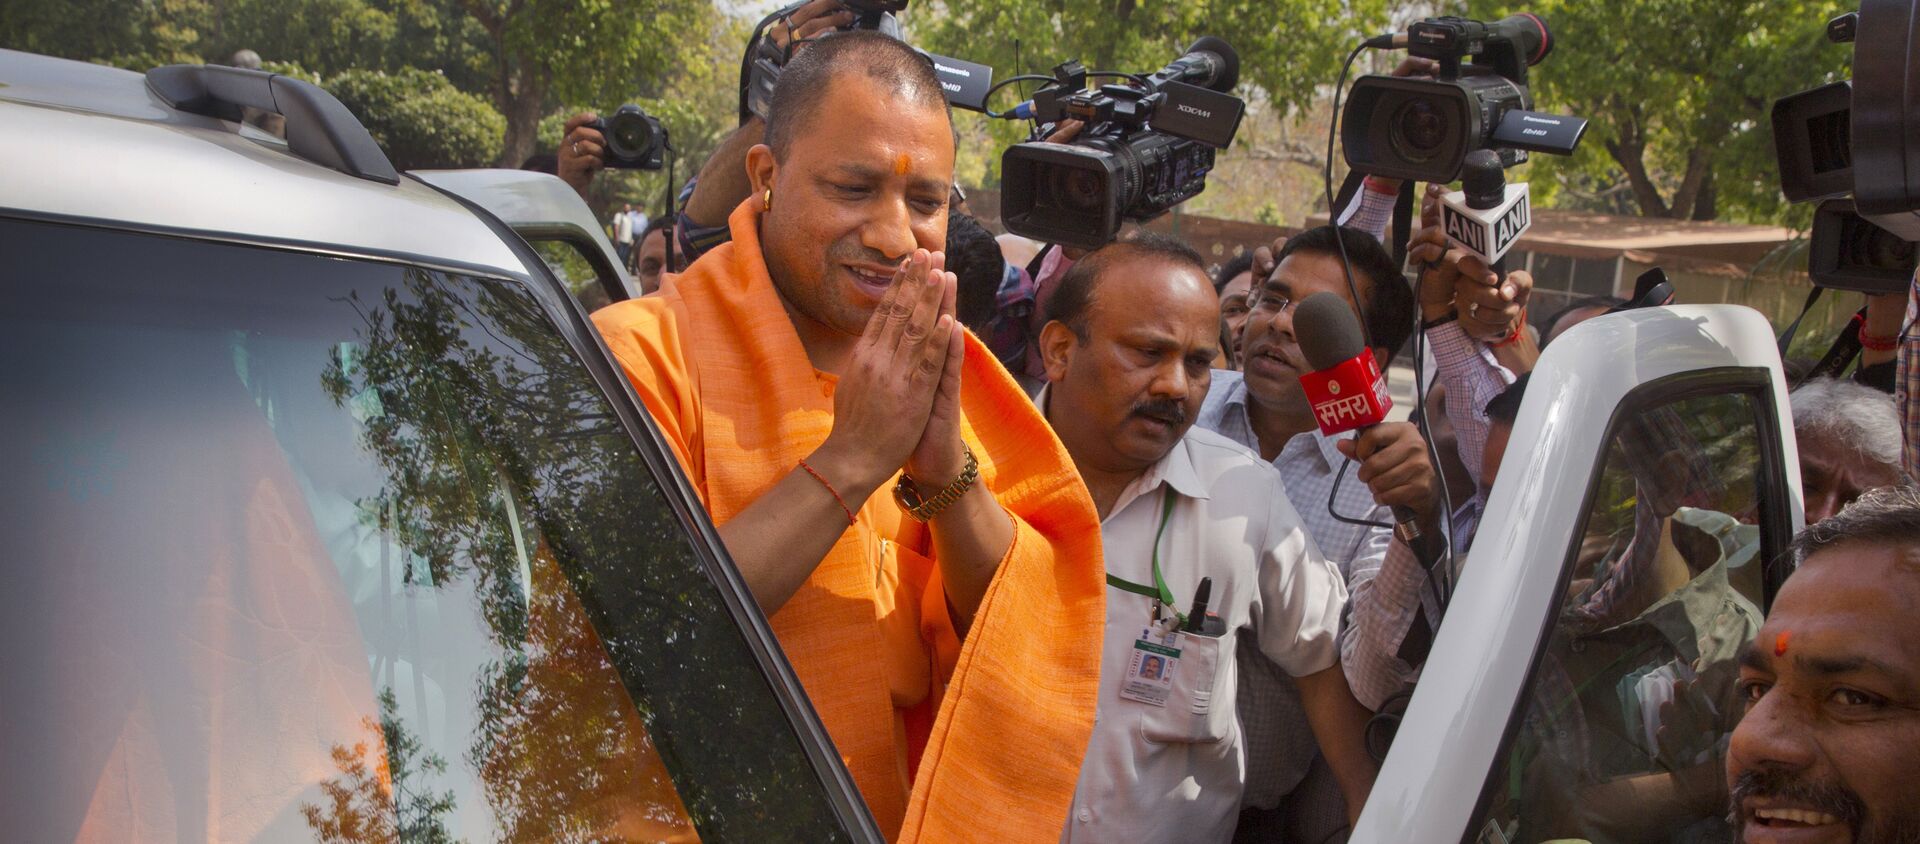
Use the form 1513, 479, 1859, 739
738, 0, 994, 123
588, 104, 668, 170
999, 38, 1246, 250
1342, 14, 1586, 183
1772, 3, 1920, 294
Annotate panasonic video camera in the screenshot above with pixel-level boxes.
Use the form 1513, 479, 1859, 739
588, 104, 668, 170
1342, 14, 1586, 183
1772, 3, 1920, 294
999, 38, 1246, 250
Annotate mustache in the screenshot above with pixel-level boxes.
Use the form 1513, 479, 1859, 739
828, 242, 904, 270
1727, 766, 1864, 834
1131, 399, 1189, 427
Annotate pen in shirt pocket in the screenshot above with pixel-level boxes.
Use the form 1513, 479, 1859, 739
1183, 577, 1227, 637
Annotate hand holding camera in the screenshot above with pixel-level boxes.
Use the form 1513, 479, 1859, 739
558, 105, 671, 198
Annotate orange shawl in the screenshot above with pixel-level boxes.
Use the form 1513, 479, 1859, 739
591, 201, 1105, 840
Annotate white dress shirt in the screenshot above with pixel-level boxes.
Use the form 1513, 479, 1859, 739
1061, 422, 1347, 844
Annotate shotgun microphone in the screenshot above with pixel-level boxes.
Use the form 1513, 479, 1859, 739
1293, 292, 1423, 542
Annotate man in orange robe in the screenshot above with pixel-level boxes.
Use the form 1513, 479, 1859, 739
590, 31, 1106, 841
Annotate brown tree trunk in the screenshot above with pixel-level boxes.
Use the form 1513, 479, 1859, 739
495, 58, 545, 168
1691, 167, 1717, 221
1667, 146, 1712, 221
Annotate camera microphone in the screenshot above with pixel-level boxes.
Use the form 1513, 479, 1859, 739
1148, 36, 1240, 93
1438, 149, 1532, 270
1361, 14, 1552, 64
1293, 292, 1424, 543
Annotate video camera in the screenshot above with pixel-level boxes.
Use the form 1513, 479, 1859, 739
738, 0, 994, 123
998, 38, 1247, 250
1342, 14, 1586, 183
1772, 2, 1920, 294
589, 104, 668, 170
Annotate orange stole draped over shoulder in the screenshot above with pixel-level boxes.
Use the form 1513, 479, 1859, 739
591, 201, 1105, 841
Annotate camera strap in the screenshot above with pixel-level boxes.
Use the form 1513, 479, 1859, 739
1802, 306, 1869, 388
1390, 179, 1417, 269
1775, 285, 1827, 358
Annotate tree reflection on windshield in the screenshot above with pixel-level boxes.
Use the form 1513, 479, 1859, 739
311, 268, 844, 841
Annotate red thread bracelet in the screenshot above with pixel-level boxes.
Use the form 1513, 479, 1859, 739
1860, 322, 1900, 352
1493, 308, 1529, 348
798, 458, 857, 526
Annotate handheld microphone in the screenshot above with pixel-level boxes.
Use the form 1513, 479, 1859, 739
1439, 149, 1531, 270
1293, 292, 1423, 542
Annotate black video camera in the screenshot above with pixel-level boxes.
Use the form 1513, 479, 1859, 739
999, 38, 1246, 250
1772, 3, 1920, 294
1342, 14, 1586, 183
589, 104, 668, 170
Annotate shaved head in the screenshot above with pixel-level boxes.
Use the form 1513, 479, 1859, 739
766, 30, 952, 160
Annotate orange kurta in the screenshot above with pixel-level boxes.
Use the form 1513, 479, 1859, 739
592, 201, 1105, 841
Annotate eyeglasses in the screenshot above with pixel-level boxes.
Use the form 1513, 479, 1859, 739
1248, 290, 1295, 315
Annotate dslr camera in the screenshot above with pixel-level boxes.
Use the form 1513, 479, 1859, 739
589, 104, 668, 170
1342, 14, 1586, 183
1772, 2, 1920, 294
999, 38, 1246, 250
738, 0, 995, 122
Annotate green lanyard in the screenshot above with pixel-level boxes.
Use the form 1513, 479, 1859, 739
1106, 489, 1184, 628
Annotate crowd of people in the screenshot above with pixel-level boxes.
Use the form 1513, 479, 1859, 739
540, 15, 1918, 844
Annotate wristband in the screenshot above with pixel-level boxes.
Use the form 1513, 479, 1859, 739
1860, 322, 1900, 352
1421, 310, 1458, 331
1363, 175, 1401, 195
1492, 308, 1529, 348
799, 458, 857, 526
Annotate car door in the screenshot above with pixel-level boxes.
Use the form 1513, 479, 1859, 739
1353, 304, 1803, 844
0, 213, 882, 843
412, 168, 639, 311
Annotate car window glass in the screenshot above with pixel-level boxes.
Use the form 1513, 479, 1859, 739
529, 235, 616, 312
0, 219, 851, 842
1474, 390, 1775, 844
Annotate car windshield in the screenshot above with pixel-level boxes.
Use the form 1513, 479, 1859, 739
0, 218, 851, 842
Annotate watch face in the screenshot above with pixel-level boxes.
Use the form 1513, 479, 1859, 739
892, 476, 926, 519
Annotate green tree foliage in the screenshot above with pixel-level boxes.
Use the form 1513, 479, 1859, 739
0, 0, 213, 69
329, 66, 505, 169
1467, 0, 1849, 224
539, 14, 753, 212
302, 689, 459, 844
454, 0, 713, 167
215, 0, 494, 95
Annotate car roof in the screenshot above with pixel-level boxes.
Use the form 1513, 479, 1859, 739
0, 49, 527, 278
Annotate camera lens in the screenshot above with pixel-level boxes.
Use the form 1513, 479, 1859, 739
1046, 166, 1107, 214
1844, 218, 1917, 269
607, 111, 654, 158
1390, 97, 1449, 162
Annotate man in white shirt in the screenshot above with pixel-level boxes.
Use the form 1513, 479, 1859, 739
1037, 234, 1378, 842
612, 202, 636, 263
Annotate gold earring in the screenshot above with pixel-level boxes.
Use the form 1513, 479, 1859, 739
763, 188, 772, 212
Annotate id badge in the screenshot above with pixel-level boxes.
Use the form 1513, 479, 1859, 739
1118, 626, 1181, 707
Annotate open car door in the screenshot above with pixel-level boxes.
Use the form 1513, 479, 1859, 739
412, 168, 638, 311
1354, 304, 1805, 844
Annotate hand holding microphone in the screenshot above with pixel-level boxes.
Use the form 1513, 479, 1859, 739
1293, 292, 1436, 542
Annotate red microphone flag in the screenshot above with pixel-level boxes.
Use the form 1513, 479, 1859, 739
1299, 349, 1393, 435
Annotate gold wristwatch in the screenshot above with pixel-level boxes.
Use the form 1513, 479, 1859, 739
893, 447, 979, 522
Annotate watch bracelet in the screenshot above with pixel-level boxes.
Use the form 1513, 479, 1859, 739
899, 447, 979, 521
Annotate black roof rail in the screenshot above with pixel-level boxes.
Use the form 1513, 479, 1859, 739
145, 64, 399, 185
